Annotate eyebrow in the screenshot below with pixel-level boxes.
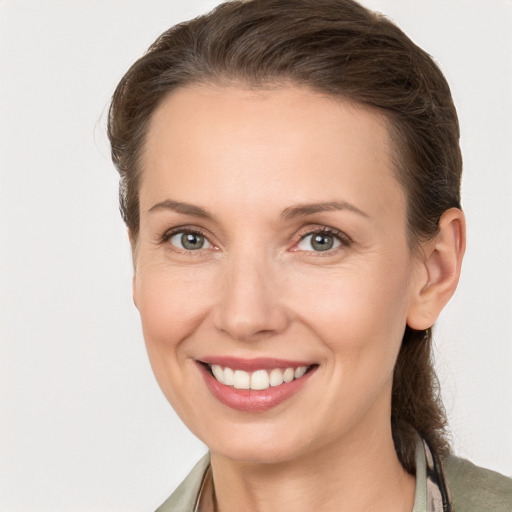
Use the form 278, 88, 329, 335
280, 201, 369, 220
148, 199, 213, 218
148, 199, 369, 221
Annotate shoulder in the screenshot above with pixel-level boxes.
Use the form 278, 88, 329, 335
444, 454, 512, 512
155, 454, 210, 512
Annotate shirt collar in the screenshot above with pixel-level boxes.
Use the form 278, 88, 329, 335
413, 436, 449, 512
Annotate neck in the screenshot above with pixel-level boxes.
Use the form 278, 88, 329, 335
207, 425, 415, 512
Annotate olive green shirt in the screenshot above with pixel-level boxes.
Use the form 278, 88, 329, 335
155, 440, 512, 511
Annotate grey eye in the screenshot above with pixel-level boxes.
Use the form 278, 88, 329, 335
170, 232, 212, 251
297, 233, 341, 252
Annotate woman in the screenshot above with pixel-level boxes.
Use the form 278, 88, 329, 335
107, 0, 512, 510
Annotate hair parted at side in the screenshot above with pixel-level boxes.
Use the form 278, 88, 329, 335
108, 0, 462, 473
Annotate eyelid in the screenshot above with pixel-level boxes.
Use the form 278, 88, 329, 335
158, 225, 218, 251
292, 225, 353, 253
156, 224, 352, 254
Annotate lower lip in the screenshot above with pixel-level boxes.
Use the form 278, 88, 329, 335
198, 363, 317, 412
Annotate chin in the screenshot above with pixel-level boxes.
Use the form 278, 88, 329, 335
213, 442, 305, 465
198, 421, 318, 465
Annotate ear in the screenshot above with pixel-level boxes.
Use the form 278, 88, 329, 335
407, 208, 466, 330
132, 273, 139, 311
127, 228, 140, 310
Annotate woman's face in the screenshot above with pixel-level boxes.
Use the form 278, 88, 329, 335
134, 84, 424, 463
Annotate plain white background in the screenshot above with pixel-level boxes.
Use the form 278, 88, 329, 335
1, 1, 510, 510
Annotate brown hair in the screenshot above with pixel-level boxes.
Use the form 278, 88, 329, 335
108, 0, 462, 473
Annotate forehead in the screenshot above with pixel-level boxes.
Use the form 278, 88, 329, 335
140, 84, 405, 222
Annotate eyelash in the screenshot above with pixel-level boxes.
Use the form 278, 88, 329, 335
158, 226, 214, 253
295, 226, 353, 255
158, 225, 353, 254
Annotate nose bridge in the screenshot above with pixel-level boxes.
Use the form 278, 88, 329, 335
213, 244, 288, 340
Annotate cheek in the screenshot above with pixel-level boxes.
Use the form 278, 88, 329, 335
134, 263, 215, 354
288, 258, 412, 356
286, 260, 412, 424
133, 263, 218, 419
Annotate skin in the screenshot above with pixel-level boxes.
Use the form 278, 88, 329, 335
132, 84, 465, 512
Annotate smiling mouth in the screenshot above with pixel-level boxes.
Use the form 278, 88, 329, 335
198, 359, 318, 411
206, 363, 313, 390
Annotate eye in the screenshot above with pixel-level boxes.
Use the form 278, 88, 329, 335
296, 230, 343, 252
169, 231, 213, 251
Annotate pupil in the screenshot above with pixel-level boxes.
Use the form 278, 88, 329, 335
312, 234, 333, 251
181, 233, 204, 250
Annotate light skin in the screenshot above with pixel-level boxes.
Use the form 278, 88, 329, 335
132, 84, 465, 512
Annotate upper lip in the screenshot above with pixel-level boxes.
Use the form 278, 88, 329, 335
198, 356, 315, 371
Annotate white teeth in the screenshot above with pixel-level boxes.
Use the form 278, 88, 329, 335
283, 367, 295, 383
233, 369, 250, 389
295, 366, 307, 379
211, 364, 223, 381
250, 370, 270, 390
209, 364, 310, 389
224, 366, 234, 385
269, 368, 284, 387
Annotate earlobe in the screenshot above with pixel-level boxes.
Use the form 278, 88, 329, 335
407, 208, 466, 330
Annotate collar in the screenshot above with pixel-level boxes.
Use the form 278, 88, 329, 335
413, 437, 451, 512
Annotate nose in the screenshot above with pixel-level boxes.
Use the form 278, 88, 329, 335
212, 251, 291, 342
